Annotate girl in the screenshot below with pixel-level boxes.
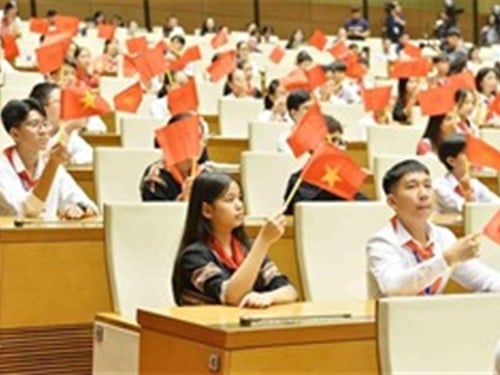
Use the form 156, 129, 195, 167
474, 67, 499, 126
172, 172, 297, 307
416, 113, 457, 156
74, 46, 100, 90
392, 77, 420, 125
257, 79, 291, 123
454, 88, 479, 135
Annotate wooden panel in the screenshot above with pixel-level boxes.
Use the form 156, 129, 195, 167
149, 0, 203, 32
203, 0, 253, 31
68, 165, 96, 202
206, 136, 248, 164
260, 0, 312, 37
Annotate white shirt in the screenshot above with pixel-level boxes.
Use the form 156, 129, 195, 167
86, 116, 107, 133
332, 80, 362, 104
257, 110, 293, 124
48, 131, 93, 165
367, 218, 500, 297
433, 172, 499, 213
149, 96, 170, 119
0, 148, 97, 219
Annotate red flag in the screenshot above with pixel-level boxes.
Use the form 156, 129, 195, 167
329, 41, 349, 60
60, 86, 112, 120
418, 85, 455, 116
362, 86, 392, 111
488, 94, 500, 116
42, 31, 72, 51
29, 17, 49, 34
403, 42, 422, 58
168, 78, 199, 115
113, 82, 143, 113
448, 70, 476, 91
97, 23, 116, 40
154, 39, 168, 55
484, 209, 500, 246
53, 15, 80, 36
206, 50, 236, 82
305, 65, 326, 90
122, 54, 138, 77
345, 57, 367, 79
168, 45, 202, 71
269, 44, 285, 64
211, 31, 228, 49
465, 133, 500, 171
300, 142, 367, 200
2, 34, 19, 60
134, 47, 166, 82
287, 103, 328, 157
390, 58, 431, 78
155, 115, 201, 166
280, 68, 309, 91
35, 38, 67, 73
126, 36, 148, 54
309, 29, 327, 51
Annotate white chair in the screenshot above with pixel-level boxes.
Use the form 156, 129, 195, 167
241, 151, 304, 218
464, 202, 500, 271
248, 121, 292, 151
120, 116, 164, 148
480, 128, 500, 148
378, 294, 500, 375
320, 102, 366, 141
372, 154, 446, 200
104, 202, 187, 319
367, 125, 424, 170
3, 72, 44, 92
196, 80, 224, 116
94, 147, 161, 208
218, 97, 263, 137
295, 202, 392, 301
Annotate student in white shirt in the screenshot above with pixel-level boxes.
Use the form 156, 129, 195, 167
29, 82, 93, 165
433, 134, 499, 213
367, 159, 500, 297
0, 99, 97, 219
257, 79, 292, 124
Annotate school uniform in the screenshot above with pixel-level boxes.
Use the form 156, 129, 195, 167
48, 131, 93, 165
367, 217, 500, 297
433, 172, 499, 213
175, 240, 291, 305
140, 159, 183, 201
0, 147, 97, 219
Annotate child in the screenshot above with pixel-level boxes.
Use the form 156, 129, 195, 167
0, 98, 98, 219
433, 134, 499, 213
367, 159, 500, 297
172, 172, 297, 307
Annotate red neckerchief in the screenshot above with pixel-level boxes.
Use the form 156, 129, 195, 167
210, 236, 245, 270
4, 146, 38, 191
391, 216, 442, 295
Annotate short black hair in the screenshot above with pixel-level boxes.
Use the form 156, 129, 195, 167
1, 98, 47, 133
382, 159, 430, 195
324, 115, 343, 135
29, 82, 59, 107
330, 60, 347, 73
296, 50, 313, 65
286, 89, 311, 112
438, 133, 466, 171
170, 34, 186, 46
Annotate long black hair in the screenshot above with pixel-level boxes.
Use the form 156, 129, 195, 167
421, 114, 447, 151
172, 172, 249, 304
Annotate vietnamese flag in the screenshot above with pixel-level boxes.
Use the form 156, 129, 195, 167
345, 57, 367, 79
2, 34, 19, 60
168, 45, 202, 71
155, 115, 201, 166
287, 103, 328, 158
155, 39, 168, 55
362, 86, 392, 111
329, 41, 349, 60
269, 44, 285, 64
280, 68, 309, 91
448, 70, 476, 91
35, 38, 67, 73
309, 29, 327, 51
29, 17, 49, 34
53, 15, 80, 36
60, 86, 112, 120
484, 209, 500, 245
418, 84, 455, 116
206, 50, 236, 82
126, 36, 148, 54
113, 82, 143, 113
211, 31, 228, 49
305, 65, 326, 90
465, 133, 500, 171
134, 47, 166, 82
98, 23, 116, 40
301, 142, 367, 200
168, 78, 199, 115
403, 42, 422, 58
390, 58, 431, 78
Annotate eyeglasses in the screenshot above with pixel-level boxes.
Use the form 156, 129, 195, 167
22, 119, 51, 129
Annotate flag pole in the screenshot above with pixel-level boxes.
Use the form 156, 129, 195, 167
281, 176, 303, 213
190, 157, 197, 178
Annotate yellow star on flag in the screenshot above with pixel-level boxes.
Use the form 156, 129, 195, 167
122, 95, 135, 106
321, 165, 342, 188
80, 90, 96, 109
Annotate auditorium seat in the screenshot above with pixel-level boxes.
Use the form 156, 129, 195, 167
248, 121, 293, 151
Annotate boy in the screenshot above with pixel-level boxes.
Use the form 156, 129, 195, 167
434, 134, 499, 213
367, 159, 500, 297
0, 99, 97, 219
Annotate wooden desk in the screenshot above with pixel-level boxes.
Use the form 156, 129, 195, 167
207, 136, 249, 164
138, 301, 377, 375
346, 141, 368, 169
82, 132, 121, 147
0, 218, 112, 374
